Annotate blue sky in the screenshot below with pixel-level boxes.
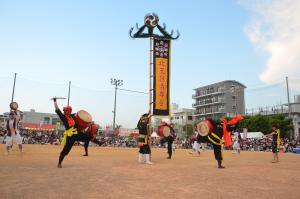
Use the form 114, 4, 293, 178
0, 0, 299, 128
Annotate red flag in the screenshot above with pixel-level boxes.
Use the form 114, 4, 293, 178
227, 115, 244, 125
221, 118, 232, 147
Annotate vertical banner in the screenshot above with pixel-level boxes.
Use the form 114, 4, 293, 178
153, 38, 170, 116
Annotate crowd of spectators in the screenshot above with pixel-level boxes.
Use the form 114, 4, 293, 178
1, 129, 299, 153
238, 137, 300, 153
0, 129, 138, 147
0, 129, 59, 145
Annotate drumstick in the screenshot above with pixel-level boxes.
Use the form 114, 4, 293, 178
50, 97, 66, 100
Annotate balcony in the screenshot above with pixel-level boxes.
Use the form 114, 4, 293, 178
192, 90, 225, 99
193, 111, 225, 117
192, 99, 225, 108
193, 109, 225, 117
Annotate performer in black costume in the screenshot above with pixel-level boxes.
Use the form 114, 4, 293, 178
206, 119, 225, 168
82, 123, 103, 156
53, 98, 100, 168
203, 118, 238, 169
137, 113, 152, 164
265, 124, 280, 163
160, 123, 176, 159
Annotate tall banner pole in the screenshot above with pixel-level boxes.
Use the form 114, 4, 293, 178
129, 13, 179, 162
149, 36, 153, 135
11, 73, 17, 103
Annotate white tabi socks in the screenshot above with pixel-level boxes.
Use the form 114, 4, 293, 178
138, 153, 144, 163
145, 154, 153, 165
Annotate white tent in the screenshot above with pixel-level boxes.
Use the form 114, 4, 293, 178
243, 132, 264, 139
151, 131, 160, 138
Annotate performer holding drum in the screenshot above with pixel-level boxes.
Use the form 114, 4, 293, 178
137, 113, 152, 164
53, 97, 96, 168
82, 122, 104, 156
5, 102, 23, 154
159, 122, 176, 159
197, 116, 243, 169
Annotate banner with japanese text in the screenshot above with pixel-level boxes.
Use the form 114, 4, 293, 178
153, 38, 170, 116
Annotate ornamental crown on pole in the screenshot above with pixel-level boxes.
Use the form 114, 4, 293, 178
129, 13, 180, 40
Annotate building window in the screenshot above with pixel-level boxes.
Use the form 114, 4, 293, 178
188, 116, 193, 120
44, 117, 50, 124
230, 85, 235, 93
232, 95, 236, 100
232, 105, 236, 110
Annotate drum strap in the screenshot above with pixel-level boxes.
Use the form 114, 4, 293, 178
138, 134, 148, 146
208, 132, 223, 146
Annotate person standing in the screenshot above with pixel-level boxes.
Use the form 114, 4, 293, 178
5, 111, 23, 154
137, 113, 152, 164
267, 125, 280, 163
189, 127, 201, 156
233, 131, 241, 154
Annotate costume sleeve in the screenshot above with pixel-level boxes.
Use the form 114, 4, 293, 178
55, 109, 69, 129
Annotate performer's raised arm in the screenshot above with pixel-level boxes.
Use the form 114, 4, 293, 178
53, 98, 59, 110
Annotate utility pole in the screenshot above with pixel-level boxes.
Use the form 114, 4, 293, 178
11, 73, 17, 103
286, 76, 291, 118
67, 81, 71, 106
110, 78, 123, 130
286, 76, 292, 139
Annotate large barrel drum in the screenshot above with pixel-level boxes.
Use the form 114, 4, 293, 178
196, 120, 213, 136
74, 110, 92, 132
157, 125, 171, 137
10, 102, 18, 110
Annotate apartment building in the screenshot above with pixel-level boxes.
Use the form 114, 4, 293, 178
193, 80, 246, 120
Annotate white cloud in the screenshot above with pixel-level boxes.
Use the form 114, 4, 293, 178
241, 0, 300, 87
263, 92, 280, 97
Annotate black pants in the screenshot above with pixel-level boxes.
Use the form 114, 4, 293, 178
212, 144, 222, 161
60, 133, 90, 157
83, 137, 103, 155
161, 136, 174, 158
272, 142, 278, 153
139, 144, 151, 154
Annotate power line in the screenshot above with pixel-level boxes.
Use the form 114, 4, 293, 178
118, 88, 148, 94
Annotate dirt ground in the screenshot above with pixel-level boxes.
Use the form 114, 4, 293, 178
0, 145, 299, 199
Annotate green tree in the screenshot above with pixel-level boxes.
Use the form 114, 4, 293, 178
183, 124, 194, 136
238, 114, 292, 138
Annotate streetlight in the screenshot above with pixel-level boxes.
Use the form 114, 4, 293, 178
110, 78, 123, 130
